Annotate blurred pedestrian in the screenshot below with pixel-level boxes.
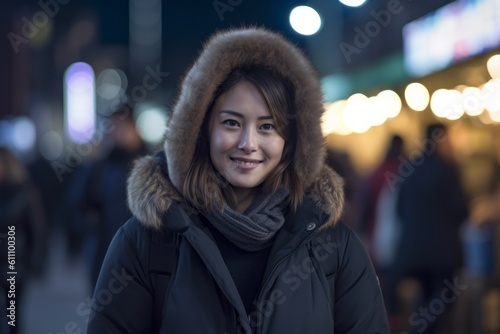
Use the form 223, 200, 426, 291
66, 105, 146, 291
392, 123, 469, 334
0, 147, 45, 334
357, 134, 404, 330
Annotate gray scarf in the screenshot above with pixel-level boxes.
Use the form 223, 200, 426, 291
205, 188, 289, 251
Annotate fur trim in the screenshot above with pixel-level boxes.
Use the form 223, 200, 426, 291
126, 155, 182, 229
127, 27, 345, 229
307, 166, 346, 229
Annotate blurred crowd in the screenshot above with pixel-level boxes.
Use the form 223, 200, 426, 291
329, 123, 500, 334
1, 107, 499, 333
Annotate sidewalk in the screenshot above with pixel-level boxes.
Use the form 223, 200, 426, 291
21, 229, 91, 334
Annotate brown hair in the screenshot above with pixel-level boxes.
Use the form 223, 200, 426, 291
182, 66, 304, 212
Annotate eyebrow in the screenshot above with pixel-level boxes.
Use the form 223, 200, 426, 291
220, 110, 273, 120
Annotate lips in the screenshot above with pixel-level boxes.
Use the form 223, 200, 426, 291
230, 157, 262, 167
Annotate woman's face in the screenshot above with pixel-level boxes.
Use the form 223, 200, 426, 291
209, 81, 285, 195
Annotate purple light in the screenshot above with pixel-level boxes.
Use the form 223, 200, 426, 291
64, 62, 95, 144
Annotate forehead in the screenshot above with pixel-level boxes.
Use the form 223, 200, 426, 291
213, 81, 270, 114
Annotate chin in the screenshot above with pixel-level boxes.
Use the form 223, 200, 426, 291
227, 177, 263, 190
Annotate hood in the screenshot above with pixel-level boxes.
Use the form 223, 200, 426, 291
127, 27, 345, 230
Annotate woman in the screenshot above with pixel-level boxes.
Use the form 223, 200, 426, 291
88, 27, 389, 333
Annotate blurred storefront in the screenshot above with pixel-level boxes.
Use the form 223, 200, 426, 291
321, 0, 500, 331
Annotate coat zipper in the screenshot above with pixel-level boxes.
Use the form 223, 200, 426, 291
252, 220, 327, 334
231, 308, 237, 334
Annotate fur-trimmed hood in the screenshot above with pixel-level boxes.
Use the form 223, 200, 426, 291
127, 27, 344, 230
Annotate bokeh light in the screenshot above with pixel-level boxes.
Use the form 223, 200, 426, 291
481, 79, 500, 113
136, 107, 166, 144
343, 93, 371, 134
64, 62, 96, 144
489, 109, 500, 122
96, 69, 127, 101
430, 89, 465, 120
487, 54, 500, 79
322, 100, 351, 136
39, 131, 64, 160
404, 82, 430, 111
339, 0, 367, 7
12, 117, 36, 152
462, 87, 484, 116
289, 6, 322, 36
431, 89, 452, 118
377, 90, 402, 118
368, 96, 388, 126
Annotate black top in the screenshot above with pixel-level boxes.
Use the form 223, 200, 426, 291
206, 223, 272, 315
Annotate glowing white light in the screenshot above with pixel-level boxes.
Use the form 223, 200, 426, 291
489, 109, 500, 122
462, 87, 483, 116
136, 108, 166, 144
322, 100, 351, 136
64, 62, 96, 144
367, 96, 387, 126
290, 6, 322, 36
430, 89, 449, 118
343, 94, 371, 134
339, 0, 367, 7
482, 79, 500, 113
444, 90, 464, 120
377, 90, 402, 118
39, 131, 64, 160
487, 54, 500, 79
430, 89, 464, 120
12, 117, 36, 152
404, 83, 430, 112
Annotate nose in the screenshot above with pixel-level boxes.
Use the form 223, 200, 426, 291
237, 128, 257, 153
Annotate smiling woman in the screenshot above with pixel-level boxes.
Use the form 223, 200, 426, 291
87, 27, 390, 334
183, 67, 294, 214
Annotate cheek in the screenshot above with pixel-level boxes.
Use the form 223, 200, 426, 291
209, 126, 236, 161
210, 130, 228, 153
269, 136, 285, 159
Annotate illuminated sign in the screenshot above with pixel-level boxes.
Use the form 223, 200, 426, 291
403, 0, 500, 77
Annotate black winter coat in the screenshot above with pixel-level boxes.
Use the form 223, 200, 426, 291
88, 200, 389, 333
87, 27, 389, 334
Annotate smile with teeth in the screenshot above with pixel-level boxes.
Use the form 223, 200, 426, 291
231, 158, 261, 167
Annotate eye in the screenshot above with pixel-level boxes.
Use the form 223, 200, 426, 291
260, 123, 275, 131
223, 119, 239, 127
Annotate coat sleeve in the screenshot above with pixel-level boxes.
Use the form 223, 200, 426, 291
333, 223, 390, 334
87, 218, 154, 334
